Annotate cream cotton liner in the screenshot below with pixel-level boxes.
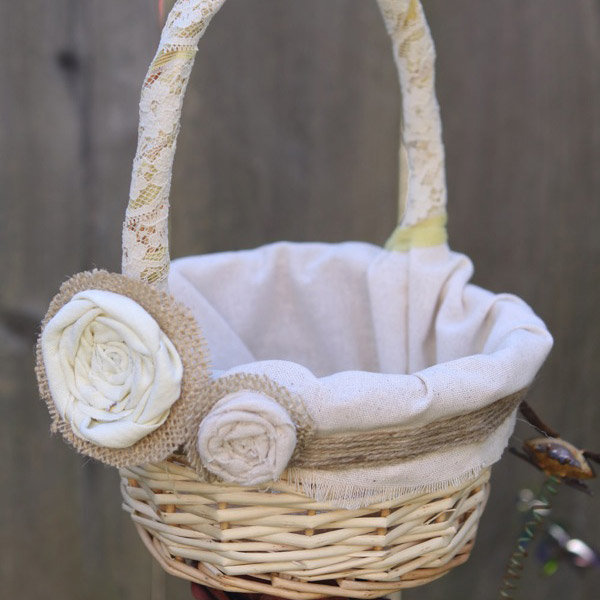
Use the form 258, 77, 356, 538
169, 241, 552, 507
36, 266, 527, 495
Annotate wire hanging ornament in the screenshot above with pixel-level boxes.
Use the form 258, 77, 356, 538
498, 401, 600, 599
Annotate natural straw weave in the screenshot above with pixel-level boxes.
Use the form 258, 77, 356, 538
121, 459, 490, 599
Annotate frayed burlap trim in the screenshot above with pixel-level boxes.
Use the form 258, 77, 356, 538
184, 373, 315, 482
35, 270, 210, 468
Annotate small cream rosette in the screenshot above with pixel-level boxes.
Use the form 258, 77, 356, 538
197, 391, 297, 486
40, 289, 183, 448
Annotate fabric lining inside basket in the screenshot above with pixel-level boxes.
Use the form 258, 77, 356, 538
168, 240, 552, 432
167, 240, 552, 506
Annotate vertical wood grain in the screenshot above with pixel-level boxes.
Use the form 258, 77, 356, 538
0, 1, 156, 598
1, 1, 599, 598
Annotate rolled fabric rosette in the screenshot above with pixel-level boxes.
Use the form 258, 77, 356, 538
197, 390, 297, 486
41, 289, 183, 448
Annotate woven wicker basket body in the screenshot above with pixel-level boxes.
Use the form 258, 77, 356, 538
121, 460, 490, 599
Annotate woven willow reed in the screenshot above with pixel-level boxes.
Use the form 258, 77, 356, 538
120, 460, 490, 599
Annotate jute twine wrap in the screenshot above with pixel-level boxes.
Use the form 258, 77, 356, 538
184, 373, 316, 480
294, 389, 526, 470
35, 270, 210, 467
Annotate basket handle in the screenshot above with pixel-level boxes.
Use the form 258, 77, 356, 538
122, 0, 447, 288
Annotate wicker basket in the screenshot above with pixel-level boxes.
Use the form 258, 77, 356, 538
121, 459, 490, 599
35, 1, 552, 598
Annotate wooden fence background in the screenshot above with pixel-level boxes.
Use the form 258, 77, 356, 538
1, 1, 599, 598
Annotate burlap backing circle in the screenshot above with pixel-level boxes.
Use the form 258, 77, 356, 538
35, 270, 210, 467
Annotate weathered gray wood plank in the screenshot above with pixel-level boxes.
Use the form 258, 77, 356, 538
0, 1, 156, 598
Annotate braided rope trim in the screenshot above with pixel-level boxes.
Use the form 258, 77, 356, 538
35, 270, 210, 467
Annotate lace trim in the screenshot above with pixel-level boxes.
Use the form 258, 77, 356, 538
379, 0, 447, 228
123, 0, 226, 288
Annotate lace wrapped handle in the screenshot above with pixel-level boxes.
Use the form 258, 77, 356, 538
122, 0, 447, 288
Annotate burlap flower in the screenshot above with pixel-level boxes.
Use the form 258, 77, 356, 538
197, 391, 297, 486
40, 289, 183, 448
36, 270, 209, 467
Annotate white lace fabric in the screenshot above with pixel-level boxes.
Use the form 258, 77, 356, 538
123, 0, 226, 287
122, 0, 447, 287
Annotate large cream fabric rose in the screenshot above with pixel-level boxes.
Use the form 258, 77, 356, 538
197, 391, 297, 486
41, 289, 183, 448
